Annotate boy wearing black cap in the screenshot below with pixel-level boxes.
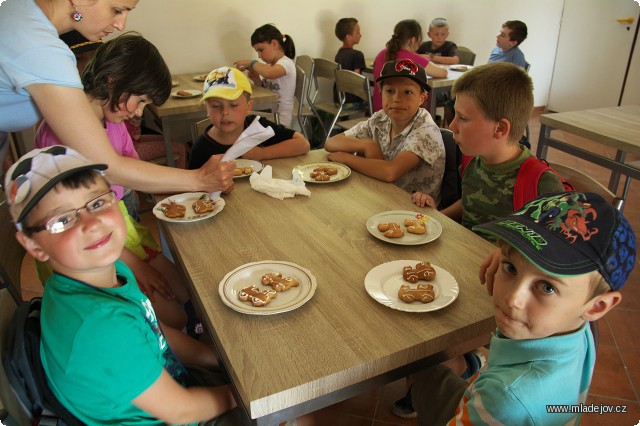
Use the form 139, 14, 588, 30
5, 146, 247, 425
410, 191, 636, 425
325, 59, 445, 205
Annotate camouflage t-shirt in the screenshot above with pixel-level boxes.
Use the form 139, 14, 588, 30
461, 147, 565, 233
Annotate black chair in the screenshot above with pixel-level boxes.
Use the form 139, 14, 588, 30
439, 128, 462, 209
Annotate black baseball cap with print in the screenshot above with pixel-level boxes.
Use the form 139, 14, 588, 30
376, 59, 431, 93
474, 192, 636, 291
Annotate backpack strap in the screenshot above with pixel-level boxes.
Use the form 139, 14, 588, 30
513, 157, 574, 211
460, 155, 473, 177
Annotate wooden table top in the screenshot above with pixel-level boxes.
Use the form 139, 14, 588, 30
156, 72, 279, 118
158, 149, 496, 421
540, 105, 640, 155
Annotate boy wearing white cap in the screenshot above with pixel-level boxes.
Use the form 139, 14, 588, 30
189, 66, 309, 170
5, 146, 248, 425
410, 191, 636, 425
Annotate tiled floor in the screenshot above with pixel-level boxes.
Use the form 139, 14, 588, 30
19, 109, 640, 425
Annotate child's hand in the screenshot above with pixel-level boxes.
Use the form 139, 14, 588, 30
233, 60, 251, 71
479, 248, 501, 296
124, 254, 176, 302
327, 151, 353, 164
412, 191, 436, 208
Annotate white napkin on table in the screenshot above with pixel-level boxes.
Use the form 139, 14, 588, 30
209, 116, 275, 200
249, 165, 311, 200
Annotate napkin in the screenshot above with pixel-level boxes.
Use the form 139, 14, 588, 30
209, 116, 275, 200
250, 165, 311, 200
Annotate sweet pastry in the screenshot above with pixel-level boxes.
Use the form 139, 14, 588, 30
378, 222, 400, 232
404, 219, 418, 227
192, 196, 215, 214
261, 273, 300, 291
384, 227, 404, 238
403, 261, 436, 283
398, 284, 435, 303
238, 285, 277, 306
234, 167, 253, 176
310, 166, 338, 181
160, 200, 186, 218
314, 173, 330, 181
407, 224, 426, 234
176, 90, 192, 97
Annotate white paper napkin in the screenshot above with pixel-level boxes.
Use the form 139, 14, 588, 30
209, 116, 275, 200
249, 165, 311, 200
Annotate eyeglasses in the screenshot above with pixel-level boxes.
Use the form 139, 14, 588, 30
22, 191, 117, 234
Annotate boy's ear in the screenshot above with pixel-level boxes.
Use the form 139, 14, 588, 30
493, 118, 511, 139
582, 292, 622, 322
15, 231, 51, 263
246, 98, 254, 114
420, 90, 428, 105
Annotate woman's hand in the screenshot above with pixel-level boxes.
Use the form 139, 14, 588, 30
198, 155, 235, 193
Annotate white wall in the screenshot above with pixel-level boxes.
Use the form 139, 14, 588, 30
123, 0, 563, 107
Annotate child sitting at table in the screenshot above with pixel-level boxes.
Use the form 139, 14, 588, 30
334, 17, 366, 107
325, 59, 445, 203
234, 24, 296, 127
410, 191, 636, 425
34, 32, 191, 330
417, 18, 460, 65
5, 146, 248, 425
372, 19, 447, 112
488, 20, 528, 68
189, 66, 309, 170
411, 62, 565, 222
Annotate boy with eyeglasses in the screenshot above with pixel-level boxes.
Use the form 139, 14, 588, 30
5, 146, 247, 425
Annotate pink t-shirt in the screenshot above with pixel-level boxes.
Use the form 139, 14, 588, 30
34, 120, 139, 200
372, 49, 430, 112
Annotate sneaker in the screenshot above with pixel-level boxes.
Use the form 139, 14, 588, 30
391, 388, 417, 419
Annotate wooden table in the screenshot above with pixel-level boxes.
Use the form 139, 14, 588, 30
158, 149, 496, 425
154, 72, 279, 166
536, 105, 640, 201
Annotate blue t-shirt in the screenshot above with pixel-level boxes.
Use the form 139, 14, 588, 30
0, 0, 82, 132
487, 46, 527, 68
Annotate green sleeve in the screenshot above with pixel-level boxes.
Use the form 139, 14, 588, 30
537, 170, 566, 196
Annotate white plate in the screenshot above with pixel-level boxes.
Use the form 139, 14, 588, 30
449, 65, 472, 72
233, 159, 264, 179
365, 260, 459, 312
153, 192, 225, 223
193, 74, 208, 82
292, 162, 351, 184
366, 210, 442, 245
171, 89, 201, 98
219, 261, 317, 315
171, 80, 179, 87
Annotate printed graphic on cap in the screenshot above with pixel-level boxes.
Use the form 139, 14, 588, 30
204, 67, 237, 93
395, 59, 419, 75
513, 192, 599, 244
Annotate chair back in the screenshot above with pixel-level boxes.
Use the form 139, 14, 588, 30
251, 111, 279, 124
524, 61, 531, 73
295, 55, 316, 105
457, 46, 476, 66
313, 57, 340, 81
191, 118, 210, 144
547, 162, 616, 204
0, 190, 24, 304
335, 70, 373, 115
439, 129, 462, 209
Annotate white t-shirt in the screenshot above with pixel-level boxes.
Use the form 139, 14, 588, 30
260, 55, 296, 127
0, 0, 83, 132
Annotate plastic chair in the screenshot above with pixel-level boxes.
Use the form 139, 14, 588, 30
547, 162, 616, 204
0, 190, 25, 305
293, 65, 316, 139
333, 70, 373, 132
457, 46, 476, 66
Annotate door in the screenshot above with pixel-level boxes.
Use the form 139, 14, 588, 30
547, 0, 640, 112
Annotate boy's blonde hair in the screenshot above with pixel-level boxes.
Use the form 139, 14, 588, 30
452, 62, 533, 143
429, 18, 449, 31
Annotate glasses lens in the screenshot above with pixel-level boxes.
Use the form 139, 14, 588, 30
47, 212, 79, 234
87, 192, 115, 214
